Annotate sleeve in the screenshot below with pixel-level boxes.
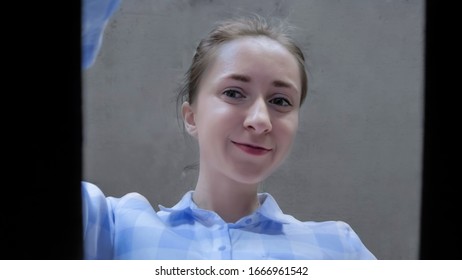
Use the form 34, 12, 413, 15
338, 221, 377, 260
81, 181, 115, 259
82, 0, 122, 69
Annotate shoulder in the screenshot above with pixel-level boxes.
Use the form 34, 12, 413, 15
297, 220, 361, 245
294, 220, 376, 259
82, 181, 156, 221
299, 220, 356, 235
273, 213, 376, 260
281, 217, 354, 237
82, 181, 159, 259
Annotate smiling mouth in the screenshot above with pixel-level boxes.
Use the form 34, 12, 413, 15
231, 141, 272, 155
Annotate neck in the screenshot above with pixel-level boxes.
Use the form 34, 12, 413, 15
192, 168, 260, 223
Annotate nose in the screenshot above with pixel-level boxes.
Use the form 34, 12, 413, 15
243, 98, 272, 134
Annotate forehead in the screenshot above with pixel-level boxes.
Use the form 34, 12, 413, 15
221, 36, 288, 54
203, 36, 301, 89
214, 36, 296, 68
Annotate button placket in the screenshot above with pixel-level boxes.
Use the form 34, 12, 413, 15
212, 221, 231, 259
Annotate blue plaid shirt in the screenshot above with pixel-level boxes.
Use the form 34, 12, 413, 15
82, 0, 121, 69
82, 182, 376, 260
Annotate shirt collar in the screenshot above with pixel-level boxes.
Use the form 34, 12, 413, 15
159, 190, 299, 226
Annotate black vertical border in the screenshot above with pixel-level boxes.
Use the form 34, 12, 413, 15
420, 0, 460, 260
3, 1, 83, 259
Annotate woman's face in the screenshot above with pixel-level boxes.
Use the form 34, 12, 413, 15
183, 36, 302, 185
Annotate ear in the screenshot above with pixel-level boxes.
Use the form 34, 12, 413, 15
181, 101, 198, 138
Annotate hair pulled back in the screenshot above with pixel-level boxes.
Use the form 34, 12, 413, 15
177, 15, 308, 111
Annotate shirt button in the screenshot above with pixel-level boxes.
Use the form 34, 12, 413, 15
218, 225, 224, 230
218, 245, 226, 251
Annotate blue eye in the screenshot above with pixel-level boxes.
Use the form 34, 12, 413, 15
269, 97, 292, 107
223, 89, 245, 99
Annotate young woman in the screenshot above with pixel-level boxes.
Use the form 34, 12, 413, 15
82, 16, 376, 260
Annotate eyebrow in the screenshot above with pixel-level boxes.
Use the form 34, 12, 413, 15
227, 74, 294, 89
228, 74, 251, 83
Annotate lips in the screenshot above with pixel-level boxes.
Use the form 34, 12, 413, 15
231, 141, 272, 156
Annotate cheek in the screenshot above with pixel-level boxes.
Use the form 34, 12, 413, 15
275, 114, 299, 147
195, 98, 237, 136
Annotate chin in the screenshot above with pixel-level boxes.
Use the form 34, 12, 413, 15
230, 166, 278, 186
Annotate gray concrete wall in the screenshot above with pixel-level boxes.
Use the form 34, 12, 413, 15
83, 0, 424, 259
